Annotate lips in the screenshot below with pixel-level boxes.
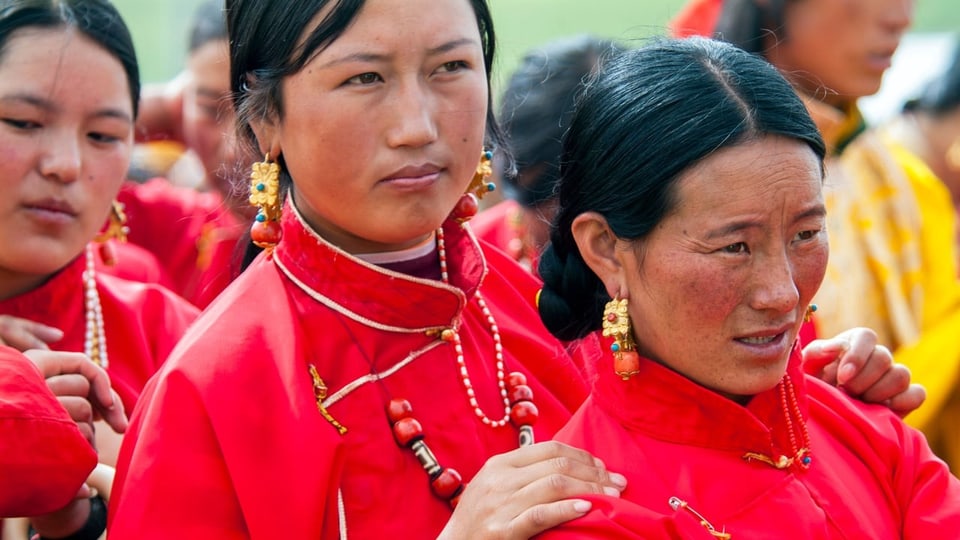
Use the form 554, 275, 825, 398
382, 163, 442, 182
734, 323, 795, 345
24, 197, 78, 216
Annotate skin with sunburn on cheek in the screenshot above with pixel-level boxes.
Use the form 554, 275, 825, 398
258, 0, 488, 255
618, 136, 828, 403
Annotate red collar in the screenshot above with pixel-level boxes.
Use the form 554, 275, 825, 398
591, 340, 810, 459
274, 201, 488, 332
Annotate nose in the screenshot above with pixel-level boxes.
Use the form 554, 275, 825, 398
881, 0, 914, 34
748, 254, 800, 315
38, 130, 81, 184
385, 79, 438, 149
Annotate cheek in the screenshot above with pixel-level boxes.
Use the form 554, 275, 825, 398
795, 244, 829, 298
651, 257, 741, 325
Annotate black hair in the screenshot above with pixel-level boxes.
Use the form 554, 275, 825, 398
903, 40, 960, 115
0, 0, 140, 118
188, 0, 227, 53
714, 0, 789, 55
538, 37, 826, 341
500, 35, 623, 208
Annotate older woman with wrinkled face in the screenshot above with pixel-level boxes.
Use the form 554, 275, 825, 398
536, 37, 960, 538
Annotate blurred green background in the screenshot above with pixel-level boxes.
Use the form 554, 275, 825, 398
115, 0, 959, 88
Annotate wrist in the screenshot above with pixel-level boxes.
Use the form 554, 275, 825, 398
31, 495, 106, 540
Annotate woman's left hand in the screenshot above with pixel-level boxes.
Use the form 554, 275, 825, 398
802, 327, 926, 417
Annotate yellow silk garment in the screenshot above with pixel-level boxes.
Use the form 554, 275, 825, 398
808, 98, 960, 472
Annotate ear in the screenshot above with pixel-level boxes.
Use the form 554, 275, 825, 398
570, 212, 627, 299
249, 113, 282, 161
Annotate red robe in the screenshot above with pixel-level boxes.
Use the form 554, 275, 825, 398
472, 200, 541, 274
0, 346, 97, 517
0, 251, 199, 414
117, 178, 246, 308
540, 345, 960, 538
110, 203, 589, 539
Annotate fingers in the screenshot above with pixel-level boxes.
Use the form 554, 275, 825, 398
838, 344, 894, 397
57, 396, 96, 447
0, 315, 64, 351
800, 338, 849, 383
45, 373, 92, 399
835, 328, 881, 386
25, 350, 117, 412
96, 390, 128, 434
509, 499, 595, 539
886, 384, 927, 418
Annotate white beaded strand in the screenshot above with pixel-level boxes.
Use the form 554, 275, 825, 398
436, 228, 510, 427
83, 245, 108, 368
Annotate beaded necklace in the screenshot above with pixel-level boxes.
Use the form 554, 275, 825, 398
384, 228, 539, 507
307, 227, 539, 508
83, 245, 108, 368
742, 373, 811, 470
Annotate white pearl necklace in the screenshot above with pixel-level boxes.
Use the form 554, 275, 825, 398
83, 245, 108, 368
436, 228, 510, 427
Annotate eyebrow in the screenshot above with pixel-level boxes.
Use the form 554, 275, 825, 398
319, 38, 480, 69
1, 93, 133, 123
704, 204, 827, 240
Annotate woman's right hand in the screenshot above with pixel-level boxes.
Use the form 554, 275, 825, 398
438, 441, 627, 539
23, 349, 128, 447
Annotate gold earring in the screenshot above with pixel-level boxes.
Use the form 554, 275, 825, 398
602, 297, 640, 380
804, 303, 818, 323
249, 153, 282, 254
452, 150, 496, 223
94, 200, 129, 266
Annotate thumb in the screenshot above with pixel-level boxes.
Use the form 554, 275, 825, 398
801, 338, 849, 374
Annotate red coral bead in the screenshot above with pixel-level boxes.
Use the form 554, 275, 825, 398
392, 417, 424, 447
386, 398, 414, 423
250, 220, 282, 247
508, 384, 534, 404
452, 193, 479, 222
431, 468, 463, 500
505, 371, 527, 389
510, 401, 539, 427
615, 350, 641, 380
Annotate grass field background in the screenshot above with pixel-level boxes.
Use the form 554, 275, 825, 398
115, 0, 960, 92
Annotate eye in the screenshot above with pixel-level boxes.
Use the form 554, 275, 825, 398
3, 118, 40, 130
721, 242, 749, 254
436, 60, 468, 73
794, 229, 821, 242
88, 132, 123, 144
345, 72, 382, 85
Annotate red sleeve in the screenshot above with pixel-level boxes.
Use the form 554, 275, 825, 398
808, 378, 960, 535
109, 370, 248, 539
0, 346, 97, 517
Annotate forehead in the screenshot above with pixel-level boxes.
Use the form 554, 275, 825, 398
0, 27, 131, 108
672, 136, 823, 215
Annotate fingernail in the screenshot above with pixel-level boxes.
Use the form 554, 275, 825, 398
603, 486, 621, 497
609, 472, 627, 488
573, 500, 592, 513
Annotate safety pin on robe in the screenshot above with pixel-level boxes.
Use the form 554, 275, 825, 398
668, 496, 731, 539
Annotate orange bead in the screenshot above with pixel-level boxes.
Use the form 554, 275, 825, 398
508, 384, 533, 404
392, 417, 424, 447
250, 220, 282, 247
452, 193, 479, 222
505, 371, 527, 389
615, 350, 641, 380
431, 468, 463, 500
510, 401, 539, 427
386, 398, 413, 423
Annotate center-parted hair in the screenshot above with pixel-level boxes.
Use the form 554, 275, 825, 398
538, 37, 825, 341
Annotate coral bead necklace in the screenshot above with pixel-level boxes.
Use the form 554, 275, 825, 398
386, 227, 539, 508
